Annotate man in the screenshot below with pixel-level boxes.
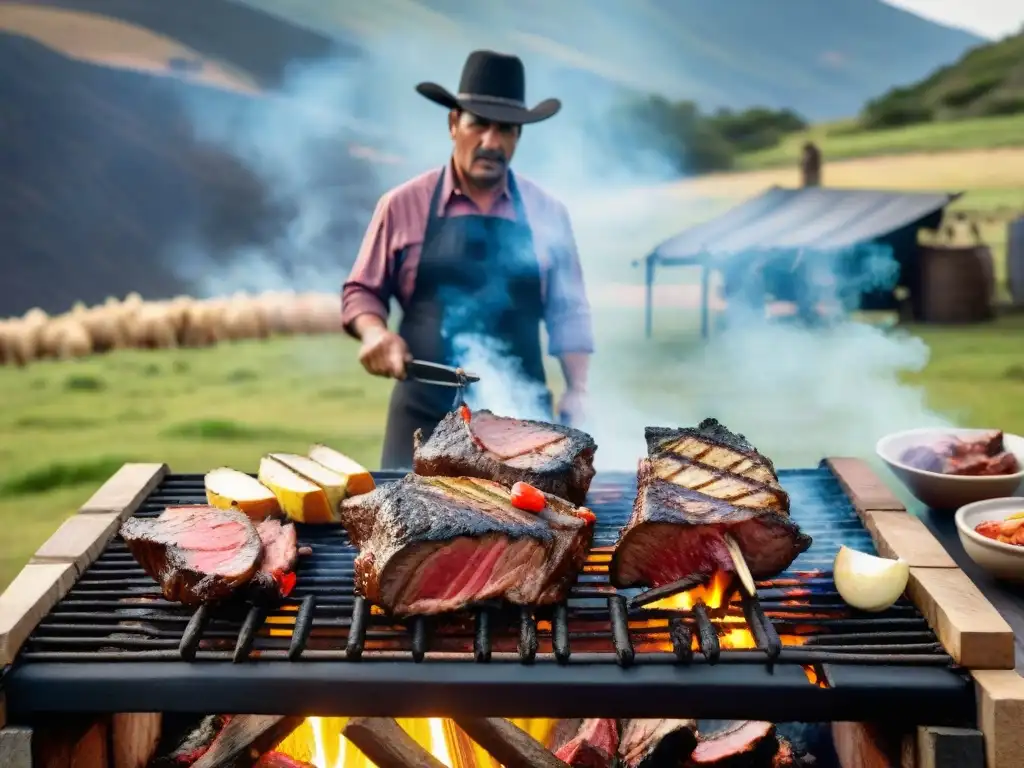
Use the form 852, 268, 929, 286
342, 50, 594, 469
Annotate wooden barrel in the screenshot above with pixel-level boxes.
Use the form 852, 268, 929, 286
1008, 217, 1024, 306
918, 245, 995, 323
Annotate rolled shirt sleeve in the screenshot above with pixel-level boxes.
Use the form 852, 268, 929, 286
544, 204, 595, 356
341, 194, 395, 338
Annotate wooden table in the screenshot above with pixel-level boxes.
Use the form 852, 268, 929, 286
916, 504, 1024, 675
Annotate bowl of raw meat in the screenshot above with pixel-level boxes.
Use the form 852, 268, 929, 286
875, 428, 1024, 510
955, 497, 1024, 581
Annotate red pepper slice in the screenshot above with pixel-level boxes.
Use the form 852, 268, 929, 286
510, 482, 546, 513
459, 404, 472, 423
576, 508, 596, 524
274, 570, 297, 598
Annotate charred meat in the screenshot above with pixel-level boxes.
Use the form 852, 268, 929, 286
554, 719, 620, 768
120, 506, 299, 605
121, 506, 263, 605
900, 430, 1020, 476
413, 407, 597, 506
611, 419, 811, 589
618, 719, 698, 768
339, 473, 595, 615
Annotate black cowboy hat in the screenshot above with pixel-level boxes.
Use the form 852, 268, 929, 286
416, 50, 561, 125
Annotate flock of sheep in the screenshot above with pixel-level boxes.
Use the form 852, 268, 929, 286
0, 291, 343, 367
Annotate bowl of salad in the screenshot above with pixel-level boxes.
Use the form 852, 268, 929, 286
876, 428, 1024, 510
955, 497, 1024, 581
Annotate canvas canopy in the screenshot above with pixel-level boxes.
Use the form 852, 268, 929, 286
640, 185, 960, 337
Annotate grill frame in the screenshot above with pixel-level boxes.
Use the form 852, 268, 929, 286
2, 465, 977, 724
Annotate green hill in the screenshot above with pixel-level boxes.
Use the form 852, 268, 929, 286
863, 29, 1024, 128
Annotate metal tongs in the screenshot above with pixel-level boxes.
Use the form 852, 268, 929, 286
405, 359, 480, 409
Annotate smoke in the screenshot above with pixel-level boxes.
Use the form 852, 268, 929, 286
577, 244, 953, 471
452, 334, 551, 421
168, 26, 952, 469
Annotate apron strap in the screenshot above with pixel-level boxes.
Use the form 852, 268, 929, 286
421, 166, 448, 250
506, 170, 529, 226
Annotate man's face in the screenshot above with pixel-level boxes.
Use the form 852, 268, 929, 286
449, 110, 521, 189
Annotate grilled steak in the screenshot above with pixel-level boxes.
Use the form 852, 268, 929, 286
611, 419, 811, 589
686, 721, 778, 766
250, 518, 299, 600
339, 474, 594, 615
619, 719, 698, 768
554, 719, 619, 768
413, 408, 597, 505
121, 506, 262, 605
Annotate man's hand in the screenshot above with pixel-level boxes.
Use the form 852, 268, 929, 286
358, 326, 411, 379
556, 387, 587, 427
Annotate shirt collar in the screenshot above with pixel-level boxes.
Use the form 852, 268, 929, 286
441, 159, 511, 211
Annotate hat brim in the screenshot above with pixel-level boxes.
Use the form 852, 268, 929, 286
416, 82, 560, 125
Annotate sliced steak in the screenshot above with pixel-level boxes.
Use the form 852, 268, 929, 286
249, 519, 299, 600
339, 474, 594, 615
686, 721, 778, 766
121, 506, 262, 605
413, 408, 597, 505
611, 420, 811, 589
554, 719, 619, 768
618, 719, 698, 768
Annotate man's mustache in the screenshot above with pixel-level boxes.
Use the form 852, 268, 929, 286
474, 150, 506, 165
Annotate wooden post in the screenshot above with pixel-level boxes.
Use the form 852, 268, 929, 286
111, 714, 163, 768
915, 726, 984, 768
0, 463, 168, 666
0, 727, 32, 768
0, 562, 78, 666
907, 567, 1015, 669
77, 463, 168, 519
973, 670, 1024, 768
832, 722, 908, 768
33, 717, 109, 768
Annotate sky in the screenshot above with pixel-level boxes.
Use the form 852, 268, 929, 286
884, 0, 1024, 39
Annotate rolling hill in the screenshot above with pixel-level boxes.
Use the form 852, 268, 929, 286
234, 0, 982, 120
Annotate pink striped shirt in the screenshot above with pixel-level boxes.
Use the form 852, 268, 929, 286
341, 163, 594, 356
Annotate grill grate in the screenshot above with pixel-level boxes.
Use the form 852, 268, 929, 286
3, 464, 977, 723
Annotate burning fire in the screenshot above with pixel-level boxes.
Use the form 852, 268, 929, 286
276, 717, 556, 767
642, 571, 809, 650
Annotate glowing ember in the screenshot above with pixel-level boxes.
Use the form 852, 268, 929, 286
802, 665, 829, 688
267, 604, 298, 638
276, 718, 558, 767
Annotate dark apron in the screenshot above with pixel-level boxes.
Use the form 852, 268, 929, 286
380, 169, 549, 469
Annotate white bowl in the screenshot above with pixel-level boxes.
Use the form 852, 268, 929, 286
875, 428, 1024, 510
955, 497, 1024, 581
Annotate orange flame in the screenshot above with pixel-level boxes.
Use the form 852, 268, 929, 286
275, 717, 557, 767
639, 570, 811, 650
646, 571, 734, 612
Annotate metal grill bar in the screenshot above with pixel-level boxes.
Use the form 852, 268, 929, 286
3, 466, 976, 723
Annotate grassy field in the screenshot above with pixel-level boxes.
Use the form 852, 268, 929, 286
4, 309, 1024, 590
737, 113, 1024, 170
